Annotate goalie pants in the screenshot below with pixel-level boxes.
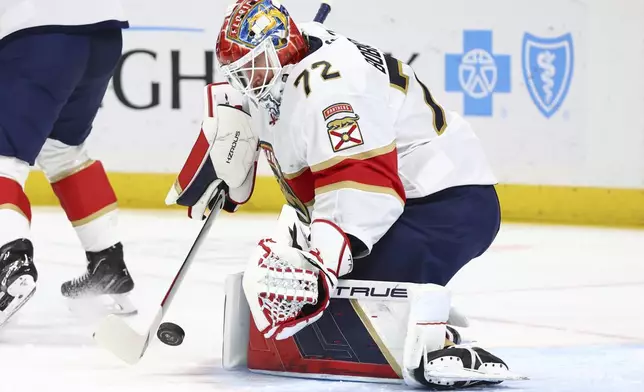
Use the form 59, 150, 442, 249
0, 28, 123, 164
345, 185, 501, 286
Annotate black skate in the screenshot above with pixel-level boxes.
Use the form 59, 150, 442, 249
62, 242, 136, 316
0, 239, 38, 327
411, 345, 528, 389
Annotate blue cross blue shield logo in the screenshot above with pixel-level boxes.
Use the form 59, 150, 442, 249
522, 33, 574, 118
446, 31, 511, 116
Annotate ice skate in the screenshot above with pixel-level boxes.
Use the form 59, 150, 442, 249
0, 239, 38, 327
62, 242, 136, 316
410, 345, 528, 389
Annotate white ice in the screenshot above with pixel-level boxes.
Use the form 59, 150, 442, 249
1, 208, 643, 392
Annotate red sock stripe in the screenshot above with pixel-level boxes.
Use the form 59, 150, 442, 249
0, 177, 32, 221
50, 161, 117, 223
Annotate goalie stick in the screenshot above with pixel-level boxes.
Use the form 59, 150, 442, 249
93, 184, 227, 365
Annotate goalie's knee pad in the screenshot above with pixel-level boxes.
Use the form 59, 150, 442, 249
222, 274, 452, 384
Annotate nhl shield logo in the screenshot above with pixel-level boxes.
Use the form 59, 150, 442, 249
522, 33, 574, 118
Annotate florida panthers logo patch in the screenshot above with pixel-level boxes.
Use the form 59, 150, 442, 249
323, 103, 364, 152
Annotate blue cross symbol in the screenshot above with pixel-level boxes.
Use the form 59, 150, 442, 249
445, 31, 511, 116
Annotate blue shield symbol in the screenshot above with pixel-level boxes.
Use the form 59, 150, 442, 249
522, 33, 574, 118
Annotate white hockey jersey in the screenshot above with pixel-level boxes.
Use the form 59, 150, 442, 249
253, 22, 497, 257
0, 0, 127, 41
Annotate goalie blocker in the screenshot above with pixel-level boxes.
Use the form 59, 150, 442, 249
165, 82, 260, 219
223, 273, 526, 388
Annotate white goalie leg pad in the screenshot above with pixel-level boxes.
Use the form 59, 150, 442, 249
228, 276, 520, 384
401, 284, 451, 388
222, 272, 251, 369
235, 278, 452, 384
448, 306, 470, 328
225, 277, 420, 375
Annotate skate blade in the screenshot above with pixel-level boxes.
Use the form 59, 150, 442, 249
0, 275, 37, 328
67, 293, 137, 318
109, 294, 138, 315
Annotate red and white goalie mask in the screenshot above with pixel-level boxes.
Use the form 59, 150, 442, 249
216, 0, 308, 105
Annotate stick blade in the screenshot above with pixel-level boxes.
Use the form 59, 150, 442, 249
93, 308, 162, 365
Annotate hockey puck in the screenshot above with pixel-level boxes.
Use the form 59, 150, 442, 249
157, 322, 185, 346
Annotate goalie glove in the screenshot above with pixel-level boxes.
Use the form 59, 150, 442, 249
242, 208, 353, 340
166, 82, 259, 219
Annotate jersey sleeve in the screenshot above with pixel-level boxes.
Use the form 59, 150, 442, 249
297, 72, 406, 258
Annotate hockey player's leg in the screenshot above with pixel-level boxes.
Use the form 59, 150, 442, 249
35, 28, 134, 315
402, 286, 526, 388
0, 32, 86, 326
345, 185, 501, 286
0, 157, 37, 326
37, 140, 135, 315
0, 30, 115, 324
338, 185, 525, 387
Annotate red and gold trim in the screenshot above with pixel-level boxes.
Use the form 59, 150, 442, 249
310, 143, 396, 173
315, 181, 405, 205
48, 160, 96, 183
0, 177, 32, 221
282, 166, 309, 181
50, 161, 118, 227
281, 142, 405, 206
68, 203, 117, 228
284, 170, 314, 206
312, 143, 405, 204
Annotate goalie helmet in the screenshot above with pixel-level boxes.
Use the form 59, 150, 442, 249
216, 0, 308, 104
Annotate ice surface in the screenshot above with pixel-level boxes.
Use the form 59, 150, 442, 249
1, 208, 643, 391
